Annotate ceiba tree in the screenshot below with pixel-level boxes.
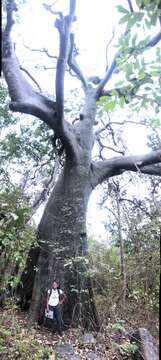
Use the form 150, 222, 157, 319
2, 0, 161, 329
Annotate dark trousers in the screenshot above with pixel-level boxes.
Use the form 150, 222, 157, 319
49, 304, 62, 334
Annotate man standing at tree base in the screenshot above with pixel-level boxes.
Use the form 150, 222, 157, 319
46, 280, 66, 336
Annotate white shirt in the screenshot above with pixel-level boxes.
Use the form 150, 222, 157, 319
48, 288, 63, 307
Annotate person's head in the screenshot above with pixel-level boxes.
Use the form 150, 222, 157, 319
52, 280, 59, 289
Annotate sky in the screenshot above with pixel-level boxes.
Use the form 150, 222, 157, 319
12, 0, 123, 91
5, 0, 161, 243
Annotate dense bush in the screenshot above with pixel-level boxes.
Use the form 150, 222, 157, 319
0, 189, 37, 294
89, 218, 160, 337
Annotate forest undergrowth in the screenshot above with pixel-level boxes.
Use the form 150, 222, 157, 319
0, 303, 143, 360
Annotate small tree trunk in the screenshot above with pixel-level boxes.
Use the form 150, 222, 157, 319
116, 193, 127, 309
28, 159, 100, 330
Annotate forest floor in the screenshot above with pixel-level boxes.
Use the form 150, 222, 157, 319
0, 306, 139, 360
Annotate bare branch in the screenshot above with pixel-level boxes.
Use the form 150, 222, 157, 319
19, 65, 42, 93
55, 8, 76, 123
95, 134, 125, 158
148, 31, 161, 47
46, 0, 81, 160
105, 28, 115, 71
90, 149, 161, 188
106, 119, 147, 127
35, 65, 56, 70
43, 3, 63, 18
31, 156, 60, 213
23, 43, 58, 60
95, 116, 120, 147
69, 0, 76, 18
120, 197, 152, 218
95, 55, 118, 99
68, 33, 88, 90
127, 0, 134, 12
2, 0, 56, 129
95, 121, 125, 157
3, 0, 78, 160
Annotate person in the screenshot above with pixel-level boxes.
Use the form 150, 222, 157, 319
46, 280, 66, 336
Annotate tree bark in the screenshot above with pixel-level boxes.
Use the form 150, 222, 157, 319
28, 158, 100, 330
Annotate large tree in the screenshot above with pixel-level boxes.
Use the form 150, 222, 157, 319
2, 0, 161, 329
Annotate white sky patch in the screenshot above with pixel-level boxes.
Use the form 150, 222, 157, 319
87, 190, 108, 244
122, 124, 149, 154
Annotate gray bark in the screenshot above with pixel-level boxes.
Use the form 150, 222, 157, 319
29, 159, 100, 329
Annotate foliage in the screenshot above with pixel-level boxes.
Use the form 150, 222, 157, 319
98, 1, 161, 114
89, 203, 160, 337
0, 306, 141, 360
112, 340, 138, 355
0, 83, 18, 129
0, 81, 59, 206
112, 320, 126, 333
0, 309, 53, 359
0, 188, 37, 291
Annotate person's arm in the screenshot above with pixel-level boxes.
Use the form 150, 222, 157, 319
59, 290, 67, 305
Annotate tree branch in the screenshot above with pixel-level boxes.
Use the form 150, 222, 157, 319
100, 72, 158, 102
95, 55, 118, 99
31, 156, 60, 214
148, 31, 161, 47
23, 43, 58, 60
105, 28, 115, 71
127, 0, 134, 12
19, 65, 42, 93
90, 149, 161, 188
43, 2, 63, 18
55, 2, 76, 124
68, 33, 88, 90
2, 0, 56, 130
3, 0, 79, 160
95, 21, 161, 100
48, 0, 82, 160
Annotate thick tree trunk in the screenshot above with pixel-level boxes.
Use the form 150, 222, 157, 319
28, 158, 100, 330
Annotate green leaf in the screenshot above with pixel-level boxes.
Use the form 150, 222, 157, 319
151, 70, 159, 76
119, 96, 125, 108
150, 14, 157, 26
132, 34, 138, 47
125, 63, 133, 77
115, 80, 124, 87
135, 0, 142, 6
119, 14, 130, 24
103, 100, 117, 111
10, 212, 19, 221
145, 18, 151, 28
151, 118, 161, 127
138, 71, 145, 80
116, 5, 129, 14
156, 47, 161, 61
